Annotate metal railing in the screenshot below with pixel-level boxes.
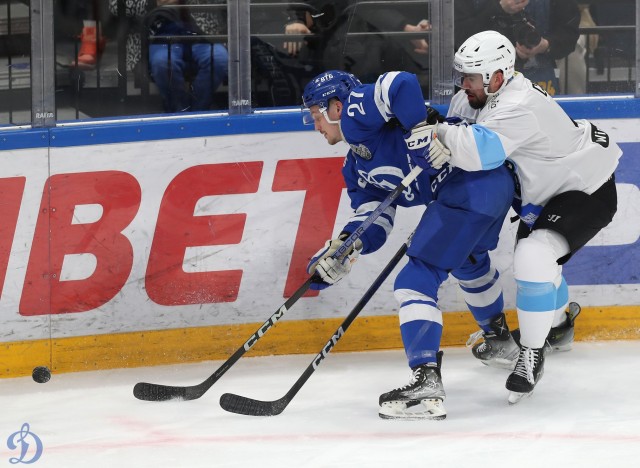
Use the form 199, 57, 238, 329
0, 0, 638, 127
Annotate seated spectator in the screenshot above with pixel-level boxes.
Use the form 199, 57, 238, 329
247, 0, 430, 108
248, 0, 322, 107
556, 3, 598, 94
455, 0, 580, 95
284, 1, 431, 84
59, 0, 108, 69
146, 0, 228, 112
107, 0, 151, 77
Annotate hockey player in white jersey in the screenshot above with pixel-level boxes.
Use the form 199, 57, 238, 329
410, 30, 621, 403
301, 69, 515, 419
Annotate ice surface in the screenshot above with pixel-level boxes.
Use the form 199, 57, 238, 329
2, 342, 639, 467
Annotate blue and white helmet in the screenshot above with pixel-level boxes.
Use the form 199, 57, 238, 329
302, 70, 361, 124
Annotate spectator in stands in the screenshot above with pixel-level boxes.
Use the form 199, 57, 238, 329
59, 0, 108, 69
556, 3, 598, 95
106, 0, 227, 111
455, 0, 580, 95
107, 0, 152, 76
247, 0, 430, 108
146, 0, 228, 112
283, 1, 431, 84
248, 0, 312, 107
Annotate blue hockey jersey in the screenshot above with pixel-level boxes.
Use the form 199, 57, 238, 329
339, 71, 436, 254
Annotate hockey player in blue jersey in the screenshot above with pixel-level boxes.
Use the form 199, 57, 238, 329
302, 70, 515, 419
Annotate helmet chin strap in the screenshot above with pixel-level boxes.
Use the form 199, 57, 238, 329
483, 76, 511, 106
321, 108, 340, 125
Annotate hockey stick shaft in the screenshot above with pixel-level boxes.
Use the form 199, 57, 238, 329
333, 165, 421, 259
133, 167, 420, 402
133, 276, 314, 401
219, 236, 411, 416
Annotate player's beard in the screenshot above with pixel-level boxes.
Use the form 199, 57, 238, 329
467, 91, 487, 109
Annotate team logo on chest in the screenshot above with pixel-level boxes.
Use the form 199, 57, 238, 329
349, 143, 373, 160
357, 166, 415, 201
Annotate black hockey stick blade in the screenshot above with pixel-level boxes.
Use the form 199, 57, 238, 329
135, 168, 421, 403
220, 239, 409, 416
133, 276, 315, 402
220, 393, 290, 417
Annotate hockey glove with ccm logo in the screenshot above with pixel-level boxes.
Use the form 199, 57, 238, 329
404, 121, 451, 173
306, 233, 363, 290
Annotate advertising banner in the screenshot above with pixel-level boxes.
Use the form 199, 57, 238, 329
0, 118, 637, 345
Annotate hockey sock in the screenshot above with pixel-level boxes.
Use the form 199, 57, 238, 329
400, 319, 443, 368
457, 267, 504, 332
516, 280, 557, 348
454, 251, 505, 333
394, 258, 447, 368
395, 289, 443, 368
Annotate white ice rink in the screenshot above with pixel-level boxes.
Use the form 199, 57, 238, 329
2, 341, 640, 467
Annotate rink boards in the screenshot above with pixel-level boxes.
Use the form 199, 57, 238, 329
0, 104, 639, 377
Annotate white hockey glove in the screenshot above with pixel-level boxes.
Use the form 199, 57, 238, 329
306, 234, 363, 290
404, 121, 451, 172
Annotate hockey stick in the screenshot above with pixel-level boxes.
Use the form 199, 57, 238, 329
133, 276, 315, 402
333, 165, 421, 259
133, 166, 421, 402
219, 235, 411, 416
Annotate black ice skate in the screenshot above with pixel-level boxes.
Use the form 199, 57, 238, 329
506, 346, 545, 404
379, 352, 446, 420
467, 313, 519, 369
511, 302, 581, 353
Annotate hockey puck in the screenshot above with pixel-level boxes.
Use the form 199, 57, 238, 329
32, 366, 51, 384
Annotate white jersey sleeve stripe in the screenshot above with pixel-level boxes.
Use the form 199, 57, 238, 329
373, 72, 401, 122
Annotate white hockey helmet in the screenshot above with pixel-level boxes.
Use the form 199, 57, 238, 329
453, 30, 516, 93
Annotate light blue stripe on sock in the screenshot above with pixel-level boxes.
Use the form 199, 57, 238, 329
516, 280, 556, 312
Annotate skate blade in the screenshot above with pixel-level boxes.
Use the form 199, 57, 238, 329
379, 399, 447, 420
508, 390, 533, 405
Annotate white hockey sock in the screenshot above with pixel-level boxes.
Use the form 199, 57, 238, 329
513, 230, 569, 348
515, 279, 557, 348
517, 308, 555, 348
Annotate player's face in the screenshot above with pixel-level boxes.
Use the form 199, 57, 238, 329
309, 101, 343, 145
459, 71, 504, 109
459, 73, 488, 109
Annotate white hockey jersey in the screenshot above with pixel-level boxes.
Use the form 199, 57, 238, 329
438, 72, 622, 226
